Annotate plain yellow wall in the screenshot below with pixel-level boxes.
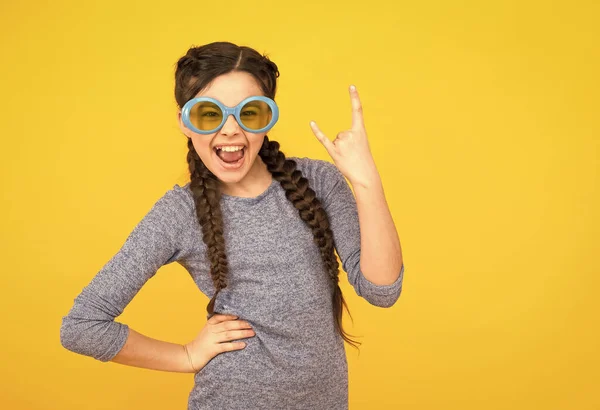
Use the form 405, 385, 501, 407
1, 0, 598, 409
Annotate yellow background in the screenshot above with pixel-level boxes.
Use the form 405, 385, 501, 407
1, 0, 598, 408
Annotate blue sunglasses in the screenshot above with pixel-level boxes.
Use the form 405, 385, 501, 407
181, 95, 279, 135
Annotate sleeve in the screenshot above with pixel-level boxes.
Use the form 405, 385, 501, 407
318, 159, 404, 308
59, 186, 190, 362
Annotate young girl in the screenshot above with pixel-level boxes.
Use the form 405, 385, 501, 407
60, 41, 405, 410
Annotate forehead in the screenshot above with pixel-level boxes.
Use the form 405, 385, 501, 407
195, 71, 264, 106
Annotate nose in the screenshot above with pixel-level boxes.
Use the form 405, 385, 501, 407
219, 114, 241, 136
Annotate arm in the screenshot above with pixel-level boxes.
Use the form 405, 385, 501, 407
110, 327, 192, 373
320, 160, 405, 308
352, 175, 404, 285
60, 186, 195, 372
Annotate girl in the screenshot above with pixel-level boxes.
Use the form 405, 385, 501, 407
60, 41, 405, 410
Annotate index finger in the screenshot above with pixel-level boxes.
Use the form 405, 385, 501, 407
349, 85, 364, 130
208, 313, 239, 324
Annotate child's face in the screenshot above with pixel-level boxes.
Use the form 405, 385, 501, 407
178, 71, 268, 185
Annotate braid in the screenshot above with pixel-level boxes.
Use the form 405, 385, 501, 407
186, 138, 229, 314
258, 136, 361, 349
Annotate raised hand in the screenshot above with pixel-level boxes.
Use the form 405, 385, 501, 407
310, 85, 379, 188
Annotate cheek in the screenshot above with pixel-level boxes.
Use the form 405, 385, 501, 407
248, 134, 267, 153
189, 137, 213, 161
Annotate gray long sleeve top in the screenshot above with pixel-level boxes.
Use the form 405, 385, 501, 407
60, 156, 405, 410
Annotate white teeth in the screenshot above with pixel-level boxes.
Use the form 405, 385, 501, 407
217, 146, 244, 152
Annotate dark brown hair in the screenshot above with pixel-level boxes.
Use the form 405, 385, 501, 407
174, 42, 360, 349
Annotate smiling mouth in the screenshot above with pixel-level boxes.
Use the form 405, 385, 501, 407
214, 146, 246, 167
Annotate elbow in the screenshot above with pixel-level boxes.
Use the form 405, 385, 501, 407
59, 290, 130, 362
355, 264, 405, 308
60, 315, 80, 354
60, 314, 129, 362
60, 315, 91, 356
365, 286, 403, 308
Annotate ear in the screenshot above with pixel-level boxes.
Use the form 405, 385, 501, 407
177, 111, 191, 139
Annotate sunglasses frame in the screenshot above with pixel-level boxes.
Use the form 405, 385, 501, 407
181, 95, 279, 135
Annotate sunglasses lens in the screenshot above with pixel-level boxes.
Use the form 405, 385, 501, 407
239, 100, 272, 131
188, 101, 223, 131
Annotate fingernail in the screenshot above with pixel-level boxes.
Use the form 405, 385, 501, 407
350, 85, 356, 91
